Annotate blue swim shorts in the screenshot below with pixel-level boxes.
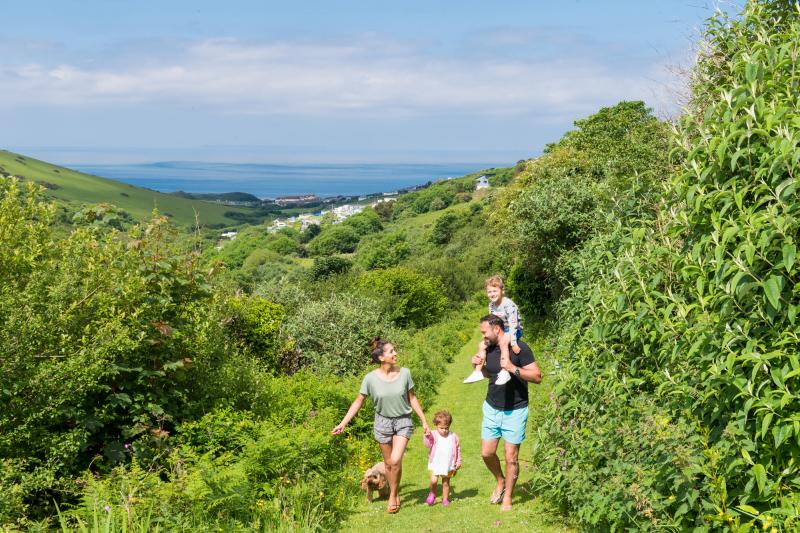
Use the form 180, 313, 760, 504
481, 401, 528, 445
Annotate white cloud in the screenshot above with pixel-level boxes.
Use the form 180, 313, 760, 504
0, 36, 682, 117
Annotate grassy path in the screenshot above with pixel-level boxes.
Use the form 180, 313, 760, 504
339, 327, 573, 532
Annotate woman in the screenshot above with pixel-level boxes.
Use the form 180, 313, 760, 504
332, 337, 430, 514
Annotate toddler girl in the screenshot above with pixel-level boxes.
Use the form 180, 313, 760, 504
424, 410, 462, 506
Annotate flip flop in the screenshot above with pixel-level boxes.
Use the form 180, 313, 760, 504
501, 504, 513, 512
489, 487, 505, 504
387, 502, 400, 514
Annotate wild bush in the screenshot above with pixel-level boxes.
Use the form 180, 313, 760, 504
0, 179, 239, 517
57, 403, 355, 532
358, 267, 448, 328
265, 234, 302, 255
531, 2, 800, 530
494, 101, 670, 315
306, 225, 360, 255
356, 232, 411, 270
300, 222, 321, 243
227, 295, 285, 371
309, 255, 352, 280
282, 292, 395, 376
429, 211, 462, 245
342, 208, 382, 236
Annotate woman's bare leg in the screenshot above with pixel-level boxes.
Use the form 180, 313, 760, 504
379, 436, 409, 509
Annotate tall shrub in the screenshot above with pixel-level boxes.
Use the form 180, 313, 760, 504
530, 2, 800, 530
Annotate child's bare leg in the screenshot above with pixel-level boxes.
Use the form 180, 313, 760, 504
495, 332, 512, 385
426, 473, 438, 504
464, 340, 488, 383
429, 473, 438, 493
442, 476, 451, 501
499, 332, 511, 367
475, 339, 487, 370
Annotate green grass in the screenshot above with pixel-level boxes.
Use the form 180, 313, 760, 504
0, 150, 267, 228
340, 326, 573, 533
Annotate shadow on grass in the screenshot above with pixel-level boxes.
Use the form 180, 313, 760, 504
403, 486, 479, 504
513, 480, 538, 506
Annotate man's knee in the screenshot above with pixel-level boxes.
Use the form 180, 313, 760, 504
504, 446, 520, 463
481, 441, 499, 460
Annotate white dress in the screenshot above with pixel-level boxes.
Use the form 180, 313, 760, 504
428, 433, 456, 476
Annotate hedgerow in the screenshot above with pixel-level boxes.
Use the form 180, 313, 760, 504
527, 2, 800, 530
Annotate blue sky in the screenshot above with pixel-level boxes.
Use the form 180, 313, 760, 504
0, 1, 733, 164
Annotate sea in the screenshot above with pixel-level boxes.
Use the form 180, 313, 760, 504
71, 161, 501, 199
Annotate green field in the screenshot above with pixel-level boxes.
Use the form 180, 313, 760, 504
0, 150, 267, 228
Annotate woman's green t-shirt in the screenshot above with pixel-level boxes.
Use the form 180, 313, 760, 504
359, 367, 414, 417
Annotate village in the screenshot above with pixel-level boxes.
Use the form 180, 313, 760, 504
218, 174, 490, 242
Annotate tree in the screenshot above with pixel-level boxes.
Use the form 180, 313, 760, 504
342, 208, 382, 235
305, 225, 360, 255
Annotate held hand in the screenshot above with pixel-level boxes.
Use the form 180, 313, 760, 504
512, 344, 521, 355
471, 354, 485, 367
423, 423, 431, 437
331, 423, 346, 436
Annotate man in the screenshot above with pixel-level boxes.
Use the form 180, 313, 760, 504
472, 314, 541, 511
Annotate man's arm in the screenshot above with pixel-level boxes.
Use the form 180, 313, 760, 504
502, 359, 542, 384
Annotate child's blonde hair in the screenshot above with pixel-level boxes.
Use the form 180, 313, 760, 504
485, 276, 505, 290
433, 410, 452, 427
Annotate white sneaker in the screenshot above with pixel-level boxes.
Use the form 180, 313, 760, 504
495, 369, 511, 385
463, 369, 485, 384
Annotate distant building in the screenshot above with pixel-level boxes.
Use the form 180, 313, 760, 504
331, 204, 364, 222
475, 175, 490, 190
274, 194, 321, 206
221, 231, 238, 240
301, 219, 319, 231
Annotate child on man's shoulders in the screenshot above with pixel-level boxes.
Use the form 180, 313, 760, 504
463, 276, 523, 385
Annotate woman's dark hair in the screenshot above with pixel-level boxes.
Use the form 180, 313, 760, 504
369, 337, 391, 364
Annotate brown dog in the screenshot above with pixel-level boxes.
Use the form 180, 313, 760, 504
360, 461, 389, 502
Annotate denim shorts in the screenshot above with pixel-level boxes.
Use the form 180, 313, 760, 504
481, 401, 529, 445
373, 413, 413, 444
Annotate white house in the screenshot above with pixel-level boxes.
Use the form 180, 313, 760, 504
301, 219, 319, 231
475, 175, 490, 190
220, 231, 238, 240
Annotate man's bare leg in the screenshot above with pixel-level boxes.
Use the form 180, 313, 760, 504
481, 438, 505, 500
501, 442, 520, 510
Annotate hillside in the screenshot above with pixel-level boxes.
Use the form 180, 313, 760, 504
0, 150, 270, 228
